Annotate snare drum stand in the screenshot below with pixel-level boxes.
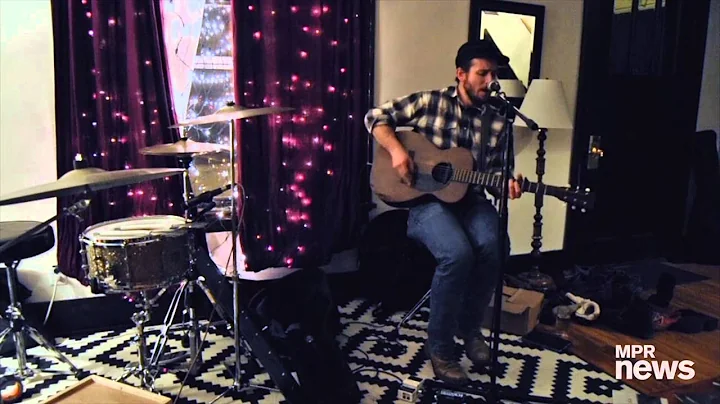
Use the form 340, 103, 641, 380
117, 290, 164, 391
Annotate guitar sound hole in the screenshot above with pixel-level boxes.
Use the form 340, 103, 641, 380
431, 162, 453, 184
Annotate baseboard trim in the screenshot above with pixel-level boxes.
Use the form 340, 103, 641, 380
23, 291, 217, 338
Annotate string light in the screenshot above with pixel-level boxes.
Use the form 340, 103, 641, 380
67, 0, 361, 269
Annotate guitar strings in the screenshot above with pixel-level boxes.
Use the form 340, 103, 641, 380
409, 161, 494, 180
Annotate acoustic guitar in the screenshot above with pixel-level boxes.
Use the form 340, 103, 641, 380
370, 131, 595, 211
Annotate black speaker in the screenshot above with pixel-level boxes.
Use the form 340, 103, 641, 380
193, 242, 360, 404
246, 268, 361, 404
357, 209, 436, 316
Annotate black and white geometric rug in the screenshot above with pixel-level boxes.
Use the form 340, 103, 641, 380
1, 299, 638, 403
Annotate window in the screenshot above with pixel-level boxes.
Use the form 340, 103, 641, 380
162, 0, 234, 145
611, 0, 666, 75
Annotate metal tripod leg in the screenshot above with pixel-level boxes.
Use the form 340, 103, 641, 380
117, 292, 157, 391
149, 272, 233, 376
395, 289, 431, 336
1, 261, 80, 379
148, 281, 188, 368
25, 324, 81, 375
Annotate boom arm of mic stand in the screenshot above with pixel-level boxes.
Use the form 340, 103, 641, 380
495, 92, 539, 131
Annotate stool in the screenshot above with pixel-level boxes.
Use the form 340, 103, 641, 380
0, 221, 80, 379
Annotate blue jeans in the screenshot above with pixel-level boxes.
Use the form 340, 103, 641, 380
407, 194, 505, 358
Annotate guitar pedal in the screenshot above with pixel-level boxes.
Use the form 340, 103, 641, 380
398, 376, 424, 402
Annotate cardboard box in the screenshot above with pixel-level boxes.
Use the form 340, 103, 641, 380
482, 286, 544, 335
42, 376, 171, 404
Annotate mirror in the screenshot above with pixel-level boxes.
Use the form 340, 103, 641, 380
469, 0, 545, 89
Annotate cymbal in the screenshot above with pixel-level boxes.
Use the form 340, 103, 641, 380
0, 167, 185, 206
169, 106, 294, 128
139, 138, 229, 157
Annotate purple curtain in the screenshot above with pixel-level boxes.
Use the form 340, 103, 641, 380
52, 0, 182, 282
231, 1, 374, 271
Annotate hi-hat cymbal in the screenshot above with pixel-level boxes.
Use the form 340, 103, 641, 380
169, 106, 294, 128
139, 138, 229, 157
0, 167, 185, 206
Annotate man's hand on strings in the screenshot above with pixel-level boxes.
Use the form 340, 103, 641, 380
509, 173, 523, 199
391, 149, 415, 186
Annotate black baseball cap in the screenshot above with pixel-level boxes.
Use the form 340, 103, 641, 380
455, 40, 510, 68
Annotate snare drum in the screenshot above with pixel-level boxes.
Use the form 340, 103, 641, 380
80, 215, 192, 292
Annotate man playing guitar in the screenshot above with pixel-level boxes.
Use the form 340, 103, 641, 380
364, 40, 523, 385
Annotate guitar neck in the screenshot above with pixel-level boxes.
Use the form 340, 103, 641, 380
452, 168, 562, 199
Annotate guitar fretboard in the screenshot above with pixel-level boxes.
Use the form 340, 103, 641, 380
451, 168, 547, 195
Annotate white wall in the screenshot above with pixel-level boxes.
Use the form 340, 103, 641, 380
0, 0, 94, 302
697, 0, 720, 153
372, 0, 584, 255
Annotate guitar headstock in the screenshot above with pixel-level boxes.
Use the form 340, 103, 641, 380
558, 186, 595, 213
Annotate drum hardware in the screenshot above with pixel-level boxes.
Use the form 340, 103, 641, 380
147, 260, 227, 376
116, 290, 166, 391
141, 143, 236, 376
169, 103, 306, 402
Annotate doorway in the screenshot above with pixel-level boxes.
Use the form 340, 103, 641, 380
564, 0, 711, 264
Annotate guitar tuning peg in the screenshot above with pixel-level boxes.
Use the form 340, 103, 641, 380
585, 188, 590, 192
571, 205, 576, 210
581, 208, 586, 213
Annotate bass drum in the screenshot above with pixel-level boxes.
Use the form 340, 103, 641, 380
80, 215, 192, 292
188, 150, 235, 222
205, 232, 301, 281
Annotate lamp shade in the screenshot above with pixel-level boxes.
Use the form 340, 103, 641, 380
497, 79, 526, 98
514, 79, 573, 129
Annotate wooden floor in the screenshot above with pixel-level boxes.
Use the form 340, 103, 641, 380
555, 263, 720, 401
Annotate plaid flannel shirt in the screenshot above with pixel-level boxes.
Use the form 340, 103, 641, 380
364, 86, 514, 197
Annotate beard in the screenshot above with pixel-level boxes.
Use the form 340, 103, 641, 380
462, 82, 488, 106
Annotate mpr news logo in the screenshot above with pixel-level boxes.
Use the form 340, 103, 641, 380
615, 345, 695, 381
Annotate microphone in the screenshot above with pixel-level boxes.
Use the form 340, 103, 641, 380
186, 184, 232, 208
488, 80, 501, 93
66, 199, 91, 223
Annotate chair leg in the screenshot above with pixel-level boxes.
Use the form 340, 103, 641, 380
395, 289, 431, 336
26, 325, 81, 375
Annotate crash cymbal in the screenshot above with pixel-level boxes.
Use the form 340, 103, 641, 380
0, 167, 185, 206
139, 138, 229, 157
169, 106, 294, 128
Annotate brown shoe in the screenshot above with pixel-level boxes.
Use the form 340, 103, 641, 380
465, 336, 491, 366
426, 345, 469, 386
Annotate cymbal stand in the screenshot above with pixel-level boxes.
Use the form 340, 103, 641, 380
211, 108, 280, 401
148, 264, 226, 375
147, 156, 222, 375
